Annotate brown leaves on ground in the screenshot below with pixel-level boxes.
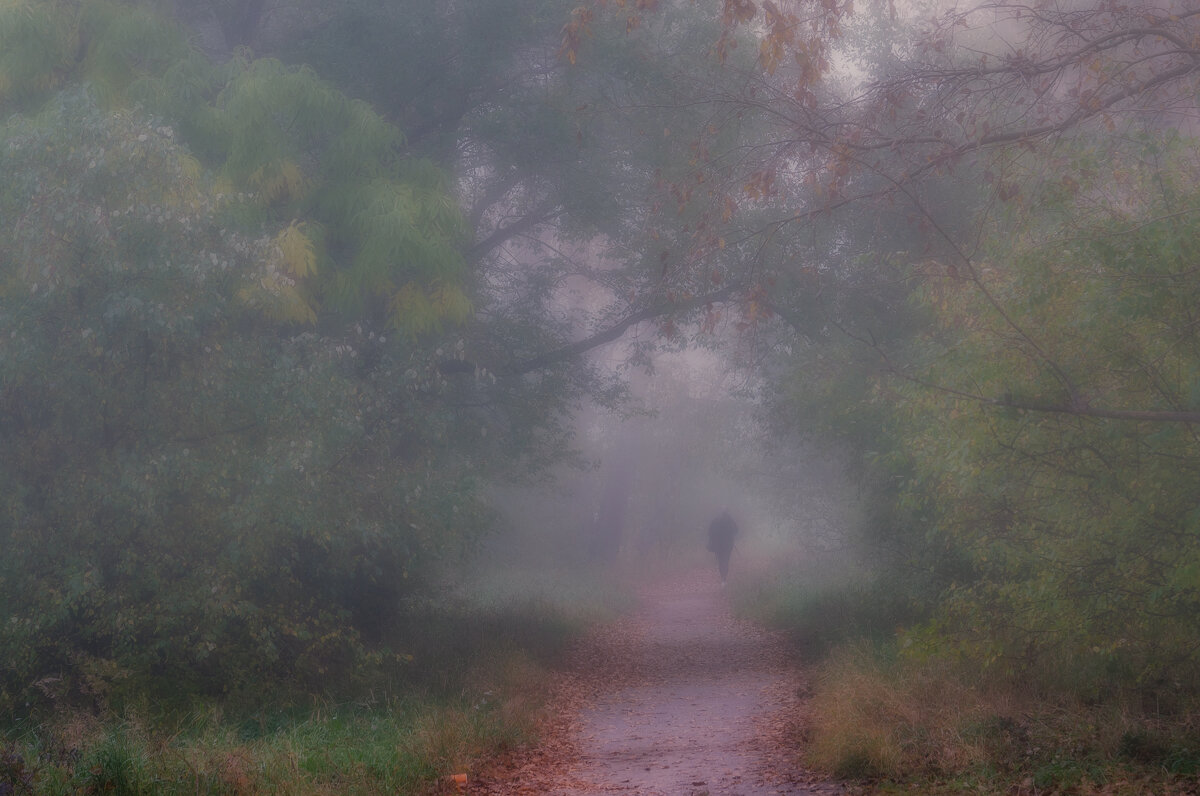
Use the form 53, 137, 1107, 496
468, 601, 647, 794
469, 568, 841, 796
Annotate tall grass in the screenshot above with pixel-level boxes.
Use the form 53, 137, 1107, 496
734, 569, 1200, 794
804, 644, 1200, 793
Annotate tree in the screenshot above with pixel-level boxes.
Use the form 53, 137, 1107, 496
0, 91, 496, 706
0, 0, 472, 336
557, 0, 1200, 692
280, 0, 780, 369
889, 133, 1200, 686
556, 1, 1200, 373
0, 0, 620, 708
693, 0, 1200, 690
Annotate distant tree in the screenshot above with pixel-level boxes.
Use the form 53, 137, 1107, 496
587, 431, 639, 562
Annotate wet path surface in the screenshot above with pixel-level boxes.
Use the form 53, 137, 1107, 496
474, 571, 843, 795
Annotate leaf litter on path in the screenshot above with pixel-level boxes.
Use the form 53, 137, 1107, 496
471, 568, 843, 795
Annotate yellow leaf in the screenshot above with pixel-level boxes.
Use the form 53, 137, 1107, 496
178, 152, 202, 183
389, 284, 436, 333
248, 159, 307, 203
274, 221, 317, 278
431, 283, 472, 323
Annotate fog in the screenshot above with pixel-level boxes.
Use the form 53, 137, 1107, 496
481, 344, 863, 581
3, 0, 1200, 791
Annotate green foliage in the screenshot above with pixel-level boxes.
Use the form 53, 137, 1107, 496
0, 0, 71, 106
888, 135, 1200, 688
283, 0, 765, 300
204, 56, 469, 329
283, 0, 560, 159
0, 94, 489, 708
771, 125, 1200, 696
764, 127, 1200, 749
0, 699, 522, 794
0, 564, 628, 793
0, 0, 469, 335
736, 573, 919, 660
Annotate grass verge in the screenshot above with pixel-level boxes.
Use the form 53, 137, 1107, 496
1, 697, 520, 795
734, 573, 1200, 795
806, 644, 1200, 795
0, 565, 630, 795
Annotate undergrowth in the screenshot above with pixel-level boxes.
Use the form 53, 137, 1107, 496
731, 557, 917, 658
736, 574, 1200, 795
808, 644, 1200, 795
0, 565, 629, 795
0, 699, 513, 795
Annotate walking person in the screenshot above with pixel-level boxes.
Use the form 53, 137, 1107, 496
706, 509, 738, 586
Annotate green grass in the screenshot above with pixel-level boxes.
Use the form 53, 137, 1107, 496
0, 697, 524, 794
0, 564, 631, 795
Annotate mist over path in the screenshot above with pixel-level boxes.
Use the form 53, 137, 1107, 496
474, 569, 842, 795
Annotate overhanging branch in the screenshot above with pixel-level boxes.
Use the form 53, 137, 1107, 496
828, 315, 1200, 425
501, 282, 746, 375
438, 283, 748, 378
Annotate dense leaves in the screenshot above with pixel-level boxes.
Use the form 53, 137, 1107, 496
892, 137, 1200, 686
0, 0, 470, 334
0, 95, 488, 706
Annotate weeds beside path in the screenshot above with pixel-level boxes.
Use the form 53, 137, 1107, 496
472, 568, 842, 796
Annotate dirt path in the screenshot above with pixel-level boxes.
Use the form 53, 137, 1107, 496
473, 569, 843, 796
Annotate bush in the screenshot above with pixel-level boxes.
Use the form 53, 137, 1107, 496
734, 564, 918, 659
805, 643, 1200, 793
0, 94, 485, 710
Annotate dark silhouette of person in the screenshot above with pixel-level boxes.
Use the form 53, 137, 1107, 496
707, 510, 738, 586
